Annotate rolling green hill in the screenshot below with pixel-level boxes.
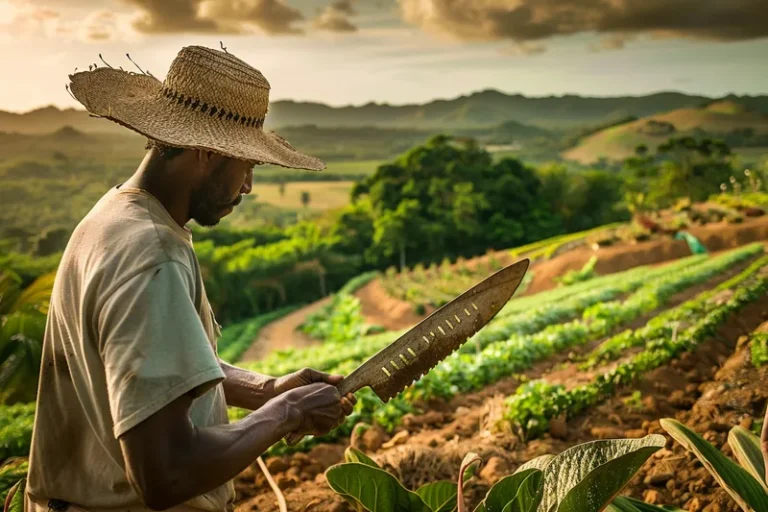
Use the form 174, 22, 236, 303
5, 91, 768, 135
563, 100, 768, 164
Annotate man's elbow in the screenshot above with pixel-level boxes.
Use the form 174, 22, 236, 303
131, 466, 189, 511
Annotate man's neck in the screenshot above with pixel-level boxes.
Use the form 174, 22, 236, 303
124, 152, 191, 229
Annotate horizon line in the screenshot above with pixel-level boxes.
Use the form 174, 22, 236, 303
2, 87, 767, 116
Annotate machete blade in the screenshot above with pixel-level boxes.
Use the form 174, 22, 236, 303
338, 258, 530, 402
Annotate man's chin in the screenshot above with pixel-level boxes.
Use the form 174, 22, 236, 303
192, 215, 221, 228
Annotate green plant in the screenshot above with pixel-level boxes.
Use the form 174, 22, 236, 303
622, 391, 643, 411
751, 333, 768, 367
556, 256, 598, 287
660, 419, 768, 511
0, 459, 27, 504
1, 270, 55, 404
325, 435, 665, 512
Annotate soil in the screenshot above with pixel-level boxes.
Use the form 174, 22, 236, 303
233, 251, 768, 512
239, 296, 332, 362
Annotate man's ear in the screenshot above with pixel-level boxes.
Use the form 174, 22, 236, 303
196, 149, 214, 166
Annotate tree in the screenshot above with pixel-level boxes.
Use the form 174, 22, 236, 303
278, 180, 286, 197
372, 199, 421, 270
301, 191, 311, 208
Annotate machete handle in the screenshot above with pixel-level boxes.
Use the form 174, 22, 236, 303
282, 375, 367, 446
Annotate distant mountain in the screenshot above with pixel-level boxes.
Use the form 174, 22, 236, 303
3, 90, 768, 135
267, 90, 768, 131
563, 100, 768, 164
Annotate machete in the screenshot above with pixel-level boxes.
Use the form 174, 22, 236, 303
283, 257, 530, 445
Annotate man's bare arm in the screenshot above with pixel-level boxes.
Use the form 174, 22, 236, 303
118, 382, 347, 511
219, 360, 277, 410
219, 360, 347, 411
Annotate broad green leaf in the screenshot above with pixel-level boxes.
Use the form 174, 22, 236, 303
345, 446, 381, 468
728, 426, 768, 491
4, 478, 25, 512
661, 419, 768, 512
538, 435, 666, 512
515, 455, 554, 475
607, 496, 686, 512
325, 462, 427, 512
416, 481, 458, 512
501, 470, 544, 512
481, 469, 543, 512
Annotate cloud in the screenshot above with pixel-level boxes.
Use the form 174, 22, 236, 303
398, 0, 768, 49
588, 34, 635, 52
81, 10, 119, 41
0, 2, 64, 38
313, 0, 358, 33
124, 0, 304, 35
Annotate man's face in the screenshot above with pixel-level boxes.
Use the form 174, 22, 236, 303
189, 154, 254, 227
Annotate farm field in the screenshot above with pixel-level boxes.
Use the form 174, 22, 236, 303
249, 180, 356, 211
210, 240, 768, 512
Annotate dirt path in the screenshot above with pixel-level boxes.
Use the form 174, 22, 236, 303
234, 256, 768, 511
239, 296, 333, 362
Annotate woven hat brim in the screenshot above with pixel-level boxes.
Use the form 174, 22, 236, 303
68, 68, 326, 171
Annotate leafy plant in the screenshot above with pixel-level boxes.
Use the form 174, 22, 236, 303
0, 459, 27, 504
1, 269, 55, 404
556, 256, 598, 287
660, 419, 768, 511
750, 333, 768, 368
325, 435, 665, 512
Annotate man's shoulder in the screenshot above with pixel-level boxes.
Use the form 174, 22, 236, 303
70, 187, 196, 275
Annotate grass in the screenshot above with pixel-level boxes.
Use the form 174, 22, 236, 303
252, 181, 355, 211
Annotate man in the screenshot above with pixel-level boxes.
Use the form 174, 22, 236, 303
24, 45, 356, 512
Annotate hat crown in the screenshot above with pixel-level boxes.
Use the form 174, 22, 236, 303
163, 45, 271, 122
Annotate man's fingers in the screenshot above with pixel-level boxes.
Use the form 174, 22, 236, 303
341, 398, 353, 416
346, 393, 357, 406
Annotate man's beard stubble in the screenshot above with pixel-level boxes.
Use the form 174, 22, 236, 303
189, 163, 240, 228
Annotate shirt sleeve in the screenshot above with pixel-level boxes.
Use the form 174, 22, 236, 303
97, 260, 226, 439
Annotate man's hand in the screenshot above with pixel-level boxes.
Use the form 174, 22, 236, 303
274, 367, 341, 394
274, 368, 356, 422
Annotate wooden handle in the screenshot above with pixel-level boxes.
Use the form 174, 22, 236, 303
282, 371, 369, 446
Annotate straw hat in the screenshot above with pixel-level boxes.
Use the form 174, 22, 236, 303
66, 45, 325, 171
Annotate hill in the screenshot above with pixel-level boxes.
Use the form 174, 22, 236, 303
4, 91, 768, 135
563, 100, 768, 164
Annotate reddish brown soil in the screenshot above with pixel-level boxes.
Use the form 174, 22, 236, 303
233, 255, 768, 512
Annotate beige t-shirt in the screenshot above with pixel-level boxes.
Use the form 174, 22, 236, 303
26, 185, 235, 512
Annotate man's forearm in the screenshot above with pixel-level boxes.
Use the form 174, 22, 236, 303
148, 398, 297, 510
219, 360, 277, 410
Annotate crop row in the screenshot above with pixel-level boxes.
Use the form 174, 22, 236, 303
241, 252, 716, 377
402, 243, 762, 402
503, 265, 768, 441
580, 253, 768, 369
264, 244, 762, 454
464, 253, 713, 352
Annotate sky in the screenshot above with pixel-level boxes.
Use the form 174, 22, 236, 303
1, 0, 767, 113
